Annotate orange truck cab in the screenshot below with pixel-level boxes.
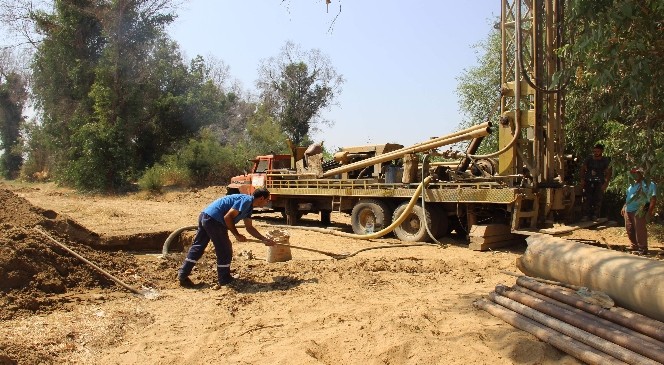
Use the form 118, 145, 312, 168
226, 154, 292, 195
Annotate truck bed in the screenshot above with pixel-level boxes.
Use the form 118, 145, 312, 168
266, 178, 520, 204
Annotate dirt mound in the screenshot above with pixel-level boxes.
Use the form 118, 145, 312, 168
0, 188, 139, 320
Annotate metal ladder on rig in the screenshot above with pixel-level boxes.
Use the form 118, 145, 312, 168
331, 196, 343, 213
511, 192, 539, 230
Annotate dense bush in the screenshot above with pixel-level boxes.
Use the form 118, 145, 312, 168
138, 132, 251, 192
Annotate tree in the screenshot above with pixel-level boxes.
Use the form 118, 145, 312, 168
563, 0, 664, 193
455, 21, 501, 154
0, 66, 27, 179
29, 0, 223, 191
257, 41, 344, 146
30, 0, 107, 187
245, 104, 290, 155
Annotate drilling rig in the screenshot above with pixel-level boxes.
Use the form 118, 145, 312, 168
495, 0, 574, 229
229, 0, 578, 247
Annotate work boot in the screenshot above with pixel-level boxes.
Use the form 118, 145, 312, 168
217, 266, 235, 286
177, 274, 204, 289
211, 275, 236, 290
218, 275, 235, 286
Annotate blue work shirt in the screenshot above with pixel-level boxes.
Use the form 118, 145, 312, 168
625, 181, 656, 213
203, 194, 254, 226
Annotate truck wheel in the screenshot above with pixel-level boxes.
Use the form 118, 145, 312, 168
351, 199, 392, 235
392, 202, 439, 242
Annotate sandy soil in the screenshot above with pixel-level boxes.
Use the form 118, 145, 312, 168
1, 181, 662, 365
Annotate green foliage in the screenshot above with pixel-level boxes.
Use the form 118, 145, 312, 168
455, 21, 501, 154
28, 0, 234, 192
0, 71, 27, 179
18, 119, 52, 181
137, 163, 191, 193
137, 166, 167, 193
63, 121, 134, 192
564, 0, 664, 208
245, 104, 290, 155
276, 62, 331, 145
31, 0, 103, 158
138, 131, 252, 192
257, 41, 344, 145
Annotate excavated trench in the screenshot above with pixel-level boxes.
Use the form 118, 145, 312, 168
0, 187, 191, 321
40, 208, 190, 252
101, 231, 188, 252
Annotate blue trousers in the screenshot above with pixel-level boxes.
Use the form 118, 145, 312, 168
178, 212, 233, 283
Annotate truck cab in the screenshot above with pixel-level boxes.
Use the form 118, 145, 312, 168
226, 154, 292, 195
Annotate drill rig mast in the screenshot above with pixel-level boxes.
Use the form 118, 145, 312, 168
498, 0, 572, 225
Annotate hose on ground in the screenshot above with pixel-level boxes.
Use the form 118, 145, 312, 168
162, 176, 433, 255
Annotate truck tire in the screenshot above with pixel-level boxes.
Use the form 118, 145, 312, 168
392, 202, 439, 242
351, 199, 392, 235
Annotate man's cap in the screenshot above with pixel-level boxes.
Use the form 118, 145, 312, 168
630, 167, 644, 174
593, 143, 604, 150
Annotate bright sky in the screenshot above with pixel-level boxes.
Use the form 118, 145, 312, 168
169, 1, 498, 151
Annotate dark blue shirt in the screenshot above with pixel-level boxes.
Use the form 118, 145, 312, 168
584, 156, 611, 182
202, 194, 254, 225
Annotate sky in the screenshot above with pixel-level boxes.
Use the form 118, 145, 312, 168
171, 1, 499, 151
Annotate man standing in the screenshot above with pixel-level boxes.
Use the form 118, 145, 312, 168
579, 143, 612, 220
177, 188, 275, 288
621, 167, 657, 255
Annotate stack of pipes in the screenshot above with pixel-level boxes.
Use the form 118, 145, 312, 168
475, 276, 664, 365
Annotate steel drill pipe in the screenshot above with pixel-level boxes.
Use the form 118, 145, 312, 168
518, 234, 664, 322
473, 298, 628, 365
512, 285, 664, 350
487, 292, 658, 365
456, 136, 485, 172
394, 121, 491, 151
495, 285, 664, 363
321, 122, 492, 178
516, 276, 664, 343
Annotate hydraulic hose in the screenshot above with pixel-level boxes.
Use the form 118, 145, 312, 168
421, 153, 444, 245
162, 225, 197, 256
161, 176, 433, 255
274, 176, 432, 240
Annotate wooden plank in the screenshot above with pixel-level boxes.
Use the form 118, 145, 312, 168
470, 233, 515, 244
539, 218, 608, 235
468, 224, 512, 237
512, 220, 617, 237
469, 237, 526, 251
